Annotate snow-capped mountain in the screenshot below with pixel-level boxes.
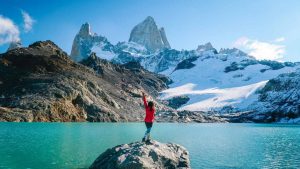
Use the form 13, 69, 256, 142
69, 16, 300, 115
70, 23, 115, 62
160, 49, 299, 112
70, 16, 171, 63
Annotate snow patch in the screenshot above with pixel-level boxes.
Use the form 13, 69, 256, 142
161, 81, 268, 111
91, 45, 116, 60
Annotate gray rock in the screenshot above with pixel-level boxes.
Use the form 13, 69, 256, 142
245, 70, 300, 122
157, 110, 228, 123
89, 140, 190, 169
196, 42, 216, 53
167, 96, 190, 109
129, 16, 171, 52
174, 57, 198, 71
159, 27, 171, 49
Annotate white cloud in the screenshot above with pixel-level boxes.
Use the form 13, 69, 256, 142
233, 37, 285, 60
0, 15, 20, 45
274, 37, 285, 42
21, 10, 35, 32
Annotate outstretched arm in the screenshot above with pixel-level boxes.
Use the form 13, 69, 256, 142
142, 92, 148, 109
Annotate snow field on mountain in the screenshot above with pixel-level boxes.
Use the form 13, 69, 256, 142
160, 54, 299, 111
91, 45, 116, 60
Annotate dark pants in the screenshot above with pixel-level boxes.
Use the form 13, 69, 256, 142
145, 122, 153, 128
144, 122, 153, 139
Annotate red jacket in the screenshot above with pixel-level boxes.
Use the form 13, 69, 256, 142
143, 95, 155, 123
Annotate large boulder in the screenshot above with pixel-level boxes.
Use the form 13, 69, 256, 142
90, 140, 190, 169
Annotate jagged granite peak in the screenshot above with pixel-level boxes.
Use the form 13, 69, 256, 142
7, 40, 22, 51
197, 42, 214, 51
70, 23, 115, 62
129, 16, 171, 52
78, 22, 92, 37
219, 48, 249, 57
159, 27, 171, 48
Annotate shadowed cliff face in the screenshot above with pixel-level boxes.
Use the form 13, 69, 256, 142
0, 40, 171, 122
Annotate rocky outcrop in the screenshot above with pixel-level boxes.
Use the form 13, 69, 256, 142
174, 57, 198, 71
196, 42, 217, 53
166, 96, 190, 109
219, 48, 249, 57
210, 70, 300, 123
129, 16, 171, 52
0, 40, 171, 122
89, 140, 190, 169
244, 70, 300, 122
156, 110, 228, 123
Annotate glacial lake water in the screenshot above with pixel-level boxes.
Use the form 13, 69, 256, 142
0, 123, 300, 169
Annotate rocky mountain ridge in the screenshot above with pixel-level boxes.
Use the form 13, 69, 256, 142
0, 40, 171, 122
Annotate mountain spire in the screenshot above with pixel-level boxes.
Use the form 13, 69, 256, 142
70, 22, 114, 62
129, 16, 171, 52
78, 22, 91, 37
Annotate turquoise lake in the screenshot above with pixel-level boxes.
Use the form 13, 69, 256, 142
0, 123, 300, 169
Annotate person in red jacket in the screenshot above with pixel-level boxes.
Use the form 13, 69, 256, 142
142, 92, 155, 142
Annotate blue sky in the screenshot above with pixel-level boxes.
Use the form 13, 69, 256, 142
0, 0, 300, 61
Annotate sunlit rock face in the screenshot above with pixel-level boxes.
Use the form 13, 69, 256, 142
129, 16, 171, 52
